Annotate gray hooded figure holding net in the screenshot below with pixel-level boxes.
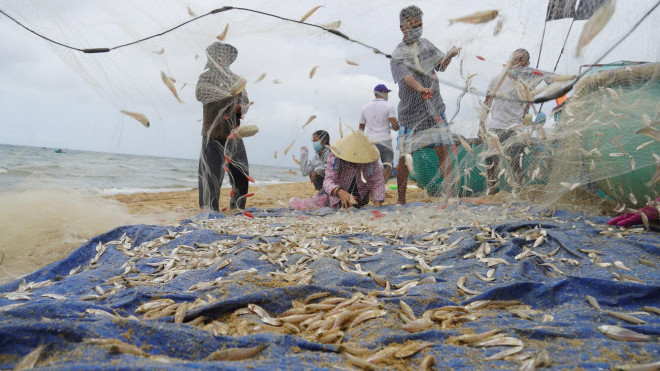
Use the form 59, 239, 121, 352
196, 41, 250, 212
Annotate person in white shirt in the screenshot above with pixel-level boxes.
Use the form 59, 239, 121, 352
480, 48, 554, 195
359, 84, 399, 180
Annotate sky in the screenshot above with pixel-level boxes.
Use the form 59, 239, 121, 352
1, 0, 658, 167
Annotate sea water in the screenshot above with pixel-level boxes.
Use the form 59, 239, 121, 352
0, 143, 302, 283
0, 143, 301, 194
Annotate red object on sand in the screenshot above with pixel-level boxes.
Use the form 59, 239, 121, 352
440, 205, 447, 210
221, 207, 228, 212
242, 211, 254, 218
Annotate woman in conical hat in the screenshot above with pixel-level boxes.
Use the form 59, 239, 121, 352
289, 130, 386, 210
323, 130, 386, 209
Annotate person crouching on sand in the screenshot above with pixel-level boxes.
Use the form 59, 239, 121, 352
289, 131, 385, 210
299, 130, 330, 192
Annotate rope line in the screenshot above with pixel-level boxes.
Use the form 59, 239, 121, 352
1, 2, 658, 104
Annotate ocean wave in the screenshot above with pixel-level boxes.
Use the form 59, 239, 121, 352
98, 186, 196, 196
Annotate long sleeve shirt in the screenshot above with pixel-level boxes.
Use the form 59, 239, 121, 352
322, 154, 385, 208
299, 148, 330, 177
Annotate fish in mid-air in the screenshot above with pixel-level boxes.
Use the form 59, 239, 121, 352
309, 66, 319, 79
301, 6, 322, 22
303, 115, 317, 128
576, 0, 616, 56
120, 110, 150, 128
321, 20, 341, 30
449, 10, 499, 25
160, 71, 184, 104
217, 24, 229, 41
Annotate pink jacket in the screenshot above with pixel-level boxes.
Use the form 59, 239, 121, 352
322, 154, 385, 208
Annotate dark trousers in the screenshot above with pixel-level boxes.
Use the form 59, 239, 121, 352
486, 129, 525, 190
311, 174, 325, 191
198, 137, 249, 211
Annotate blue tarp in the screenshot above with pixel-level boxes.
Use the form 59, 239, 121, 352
1, 203, 659, 370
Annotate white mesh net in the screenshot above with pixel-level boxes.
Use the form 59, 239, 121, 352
1, 0, 659, 213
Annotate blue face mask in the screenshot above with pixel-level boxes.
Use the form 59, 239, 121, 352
312, 141, 323, 152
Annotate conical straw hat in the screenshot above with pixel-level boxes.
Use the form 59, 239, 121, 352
330, 130, 380, 164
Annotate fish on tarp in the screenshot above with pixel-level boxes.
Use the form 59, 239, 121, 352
160, 71, 184, 104
120, 110, 150, 128
449, 10, 498, 25
256, 73, 266, 83
187, 4, 196, 17
576, 0, 616, 56
153, 48, 164, 55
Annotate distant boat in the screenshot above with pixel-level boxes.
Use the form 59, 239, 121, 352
55, 149, 65, 153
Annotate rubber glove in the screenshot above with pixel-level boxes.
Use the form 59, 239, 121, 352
607, 205, 659, 227
534, 112, 547, 125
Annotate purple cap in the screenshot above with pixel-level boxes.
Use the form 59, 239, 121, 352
374, 84, 392, 93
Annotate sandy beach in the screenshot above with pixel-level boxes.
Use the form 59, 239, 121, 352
0, 180, 614, 285
112, 181, 428, 217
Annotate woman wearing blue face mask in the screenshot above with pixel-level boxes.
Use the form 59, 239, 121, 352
299, 130, 330, 191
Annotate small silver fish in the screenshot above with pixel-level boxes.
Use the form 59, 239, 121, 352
309, 66, 319, 79
576, 0, 616, 56
120, 110, 150, 128
636, 126, 660, 142
300, 6, 322, 22
160, 71, 184, 104
284, 139, 295, 156
187, 4, 196, 17
597, 325, 650, 341
449, 10, 499, 25
217, 24, 229, 41
303, 115, 317, 128
321, 20, 341, 30
14, 344, 45, 370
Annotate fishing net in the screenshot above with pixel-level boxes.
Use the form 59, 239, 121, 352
2, 1, 660, 369
2, 0, 659, 214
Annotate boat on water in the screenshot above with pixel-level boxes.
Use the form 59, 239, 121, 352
54, 149, 65, 153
